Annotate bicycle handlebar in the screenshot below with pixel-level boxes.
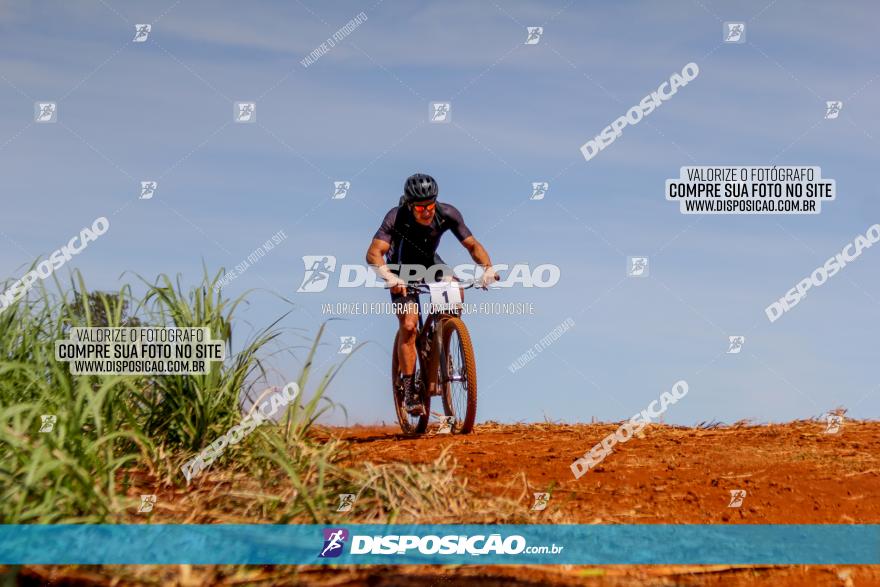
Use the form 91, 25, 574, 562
403, 280, 480, 294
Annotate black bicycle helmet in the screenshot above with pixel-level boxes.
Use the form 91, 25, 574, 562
402, 173, 438, 204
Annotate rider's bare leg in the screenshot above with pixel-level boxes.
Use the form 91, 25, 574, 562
395, 303, 419, 376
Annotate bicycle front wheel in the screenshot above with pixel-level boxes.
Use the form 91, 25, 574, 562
439, 317, 477, 434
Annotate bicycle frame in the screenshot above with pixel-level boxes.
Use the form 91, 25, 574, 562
407, 281, 475, 397
391, 278, 483, 434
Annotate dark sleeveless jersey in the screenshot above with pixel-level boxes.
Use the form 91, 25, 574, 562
372, 202, 472, 275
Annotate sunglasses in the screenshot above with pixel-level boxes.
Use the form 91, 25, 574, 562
411, 202, 436, 213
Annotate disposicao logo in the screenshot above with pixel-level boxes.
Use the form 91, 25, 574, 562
318, 528, 349, 558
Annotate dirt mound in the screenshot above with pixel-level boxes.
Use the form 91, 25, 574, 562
330, 420, 880, 524
308, 420, 880, 586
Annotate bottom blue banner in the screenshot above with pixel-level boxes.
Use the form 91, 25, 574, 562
0, 524, 877, 565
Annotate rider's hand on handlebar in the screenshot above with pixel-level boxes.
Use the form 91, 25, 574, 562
387, 276, 407, 296
479, 267, 500, 290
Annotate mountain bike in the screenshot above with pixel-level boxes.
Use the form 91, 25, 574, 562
391, 280, 478, 435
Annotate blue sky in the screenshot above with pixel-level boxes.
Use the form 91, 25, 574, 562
1, 0, 878, 426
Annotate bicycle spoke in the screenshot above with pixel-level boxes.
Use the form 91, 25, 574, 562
444, 330, 468, 428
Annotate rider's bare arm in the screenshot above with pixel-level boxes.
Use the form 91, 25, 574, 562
460, 236, 498, 287
460, 236, 492, 268
366, 238, 406, 293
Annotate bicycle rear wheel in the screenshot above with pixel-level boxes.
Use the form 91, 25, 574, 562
439, 317, 477, 433
391, 331, 430, 435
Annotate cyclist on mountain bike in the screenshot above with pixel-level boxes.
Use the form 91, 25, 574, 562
366, 173, 498, 416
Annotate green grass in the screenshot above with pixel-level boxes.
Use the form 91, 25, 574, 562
0, 267, 347, 523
